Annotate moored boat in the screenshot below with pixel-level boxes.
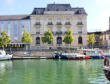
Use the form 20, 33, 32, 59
52, 52, 60, 59
0, 50, 13, 60
103, 56, 110, 81
80, 49, 104, 59
61, 53, 90, 60
52, 52, 90, 60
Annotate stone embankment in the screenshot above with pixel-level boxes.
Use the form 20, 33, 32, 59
12, 48, 110, 59
12, 50, 54, 59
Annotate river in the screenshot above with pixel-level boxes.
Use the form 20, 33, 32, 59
0, 59, 109, 84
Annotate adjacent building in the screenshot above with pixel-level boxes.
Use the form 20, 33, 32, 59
88, 31, 105, 48
30, 4, 88, 49
0, 15, 30, 42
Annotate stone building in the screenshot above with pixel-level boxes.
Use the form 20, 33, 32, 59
88, 31, 105, 48
0, 15, 30, 42
30, 4, 88, 49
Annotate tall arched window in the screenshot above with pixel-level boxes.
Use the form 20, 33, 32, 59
78, 36, 83, 44
36, 37, 40, 44
57, 37, 62, 44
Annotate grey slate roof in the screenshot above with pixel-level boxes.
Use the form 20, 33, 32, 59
31, 4, 87, 15
31, 8, 45, 15
0, 15, 30, 21
46, 4, 71, 11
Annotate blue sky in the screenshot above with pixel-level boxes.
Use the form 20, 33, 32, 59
0, 0, 110, 32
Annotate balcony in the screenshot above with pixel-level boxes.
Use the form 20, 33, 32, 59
47, 22, 53, 28
47, 22, 53, 25
77, 22, 83, 25
78, 31, 82, 34
36, 32, 40, 34
65, 22, 71, 25
35, 22, 41, 25
56, 31, 63, 35
35, 22, 41, 28
52, 31, 63, 35
77, 22, 83, 28
56, 22, 62, 25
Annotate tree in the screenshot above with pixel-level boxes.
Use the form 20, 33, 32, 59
42, 29, 53, 44
63, 29, 74, 47
22, 30, 32, 43
0, 30, 11, 49
22, 30, 32, 51
87, 34, 96, 48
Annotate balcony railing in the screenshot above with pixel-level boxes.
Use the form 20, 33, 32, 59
77, 22, 83, 25
52, 31, 63, 35
47, 22, 53, 25
65, 22, 71, 25
56, 31, 63, 35
56, 22, 62, 25
36, 32, 40, 34
35, 22, 41, 25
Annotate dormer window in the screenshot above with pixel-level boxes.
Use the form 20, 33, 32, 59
56, 22, 62, 25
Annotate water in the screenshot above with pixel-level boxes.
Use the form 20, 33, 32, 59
0, 59, 109, 84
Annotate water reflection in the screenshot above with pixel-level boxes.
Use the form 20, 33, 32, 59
0, 61, 12, 74
0, 59, 109, 84
0, 61, 12, 84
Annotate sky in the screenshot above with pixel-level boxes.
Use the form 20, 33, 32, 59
0, 0, 110, 32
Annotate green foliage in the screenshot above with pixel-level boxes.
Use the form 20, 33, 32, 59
42, 29, 53, 44
87, 34, 96, 45
0, 30, 11, 48
22, 30, 32, 43
63, 29, 74, 44
109, 34, 110, 40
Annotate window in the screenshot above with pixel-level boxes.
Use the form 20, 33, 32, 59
65, 9, 68, 11
35, 22, 40, 25
27, 21, 31, 32
56, 22, 62, 25
36, 37, 40, 44
65, 22, 71, 25
57, 37, 62, 44
7, 21, 11, 36
56, 9, 59, 11
78, 36, 83, 44
1, 22, 4, 32
48, 22, 53, 25
77, 22, 83, 25
14, 21, 18, 39
78, 31, 82, 34
21, 21, 25, 35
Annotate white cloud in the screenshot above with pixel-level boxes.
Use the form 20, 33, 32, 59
7, 0, 14, 4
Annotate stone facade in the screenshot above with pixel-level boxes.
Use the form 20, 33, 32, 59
30, 4, 87, 49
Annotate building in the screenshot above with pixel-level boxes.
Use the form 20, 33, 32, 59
88, 31, 105, 48
30, 4, 88, 49
0, 15, 30, 43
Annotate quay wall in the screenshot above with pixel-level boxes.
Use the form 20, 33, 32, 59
12, 49, 110, 59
